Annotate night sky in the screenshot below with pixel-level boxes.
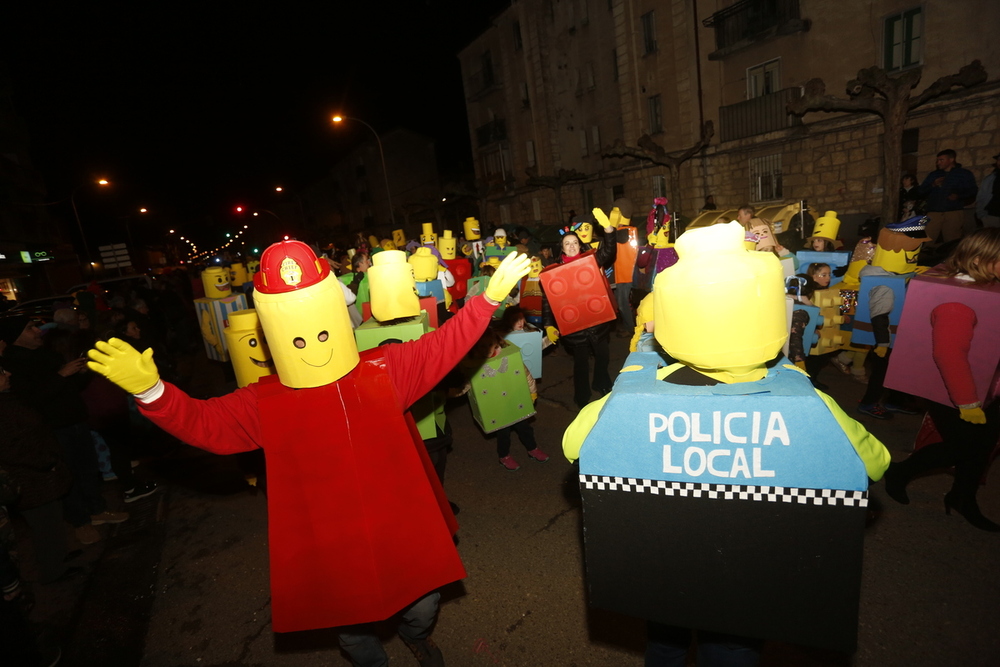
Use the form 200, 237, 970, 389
3, 1, 508, 247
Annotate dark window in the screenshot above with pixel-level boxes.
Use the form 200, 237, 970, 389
884, 7, 922, 71
901, 128, 920, 180
513, 21, 523, 50
648, 95, 663, 134
612, 184, 625, 200
749, 154, 782, 202
481, 51, 495, 87
641, 11, 656, 54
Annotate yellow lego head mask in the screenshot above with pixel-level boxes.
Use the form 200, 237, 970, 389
201, 267, 232, 299
464, 217, 481, 241
809, 211, 841, 244
493, 228, 508, 248
392, 229, 407, 248
368, 235, 380, 249
252, 241, 359, 389
528, 256, 543, 278
246, 260, 260, 277
420, 223, 437, 246
223, 309, 275, 388
229, 262, 249, 287
577, 222, 593, 244
654, 222, 786, 383
409, 247, 439, 281
380, 238, 396, 251
438, 230, 457, 260
871, 217, 929, 274
368, 249, 420, 321
486, 255, 502, 269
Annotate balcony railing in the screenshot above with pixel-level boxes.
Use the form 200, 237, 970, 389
476, 119, 507, 148
718, 87, 802, 143
703, 0, 804, 57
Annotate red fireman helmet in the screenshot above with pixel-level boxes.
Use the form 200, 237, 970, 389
253, 240, 330, 294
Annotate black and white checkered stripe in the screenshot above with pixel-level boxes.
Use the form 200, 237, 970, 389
580, 475, 867, 507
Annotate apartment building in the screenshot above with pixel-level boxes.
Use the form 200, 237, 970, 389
459, 0, 1000, 229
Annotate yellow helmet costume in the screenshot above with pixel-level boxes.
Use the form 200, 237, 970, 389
368, 249, 420, 321
223, 309, 275, 387
201, 266, 232, 299
252, 240, 359, 389
654, 221, 786, 383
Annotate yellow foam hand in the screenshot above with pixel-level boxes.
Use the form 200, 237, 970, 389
87, 338, 160, 395
960, 407, 986, 424
873, 346, 888, 358
485, 252, 532, 303
545, 326, 560, 344
609, 207, 626, 228
592, 207, 617, 232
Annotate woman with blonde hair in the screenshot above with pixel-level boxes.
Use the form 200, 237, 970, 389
884, 228, 1000, 530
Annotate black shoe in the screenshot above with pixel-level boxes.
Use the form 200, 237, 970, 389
401, 637, 444, 667
883, 463, 910, 505
944, 492, 1000, 532
124, 482, 159, 503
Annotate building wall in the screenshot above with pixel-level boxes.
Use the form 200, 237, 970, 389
461, 0, 1000, 231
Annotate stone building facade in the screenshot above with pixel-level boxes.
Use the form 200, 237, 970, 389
459, 0, 1000, 231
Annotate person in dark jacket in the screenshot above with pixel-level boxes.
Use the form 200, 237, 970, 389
0, 362, 75, 583
542, 218, 618, 409
0, 316, 127, 545
919, 149, 978, 245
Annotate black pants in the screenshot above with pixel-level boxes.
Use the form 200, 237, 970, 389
496, 420, 537, 458
566, 334, 612, 408
894, 401, 1000, 501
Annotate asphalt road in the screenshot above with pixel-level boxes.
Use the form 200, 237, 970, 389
34, 330, 1000, 666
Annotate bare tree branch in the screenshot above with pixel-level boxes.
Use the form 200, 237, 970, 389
909, 59, 987, 109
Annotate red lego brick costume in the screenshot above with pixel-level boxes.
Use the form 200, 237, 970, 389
136, 295, 496, 632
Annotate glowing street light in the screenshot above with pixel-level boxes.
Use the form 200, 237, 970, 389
71, 177, 111, 274
331, 114, 395, 226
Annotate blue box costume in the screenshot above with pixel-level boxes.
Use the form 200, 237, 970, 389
577, 352, 872, 652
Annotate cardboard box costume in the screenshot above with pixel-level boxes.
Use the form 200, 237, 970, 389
538, 250, 617, 336
467, 343, 536, 434
886, 268, 1000, 406
576, 354, 872, 651
132, 241, 504, 633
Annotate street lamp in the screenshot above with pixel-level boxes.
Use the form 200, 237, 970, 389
70, 178, 111, 274
331, 115, 396, 226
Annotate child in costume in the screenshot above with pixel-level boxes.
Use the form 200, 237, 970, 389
455, 327, 548, 471
87, 242, 531, 666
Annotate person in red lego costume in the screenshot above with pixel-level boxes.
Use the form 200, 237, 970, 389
87, 240, 531, 666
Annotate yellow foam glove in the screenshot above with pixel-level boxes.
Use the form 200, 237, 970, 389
592, 207, 623, 232
485, 252, 531, 303
87, 338, 160, 395
960, 407, 986, 424
545, 326, 560, 344
873, 346, 888, 358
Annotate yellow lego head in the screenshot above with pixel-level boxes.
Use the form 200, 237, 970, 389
438, 230, 457, 260
368, 235, 380, 249
486, 255, 502, 269
528, 256, 543, 278
223, 309, 275, 388
252, 240, 359, 389
654, 222, 786, 382
380, 238, 397, 251
368, 249, 420, 321
392, 229, 407, 248
229, 262, 249, 287
409, 247, 440, 281
811, 211, 841, 242
201, 267, 232, 299
577, 222, 593, 244
420, 223, 437, 246
493, 228, 508, 248
246, 260, 260, 277
464, 217, 481, 240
